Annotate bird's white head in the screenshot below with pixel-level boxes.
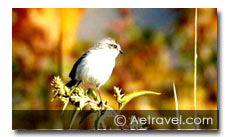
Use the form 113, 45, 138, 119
94, 38, 124, 55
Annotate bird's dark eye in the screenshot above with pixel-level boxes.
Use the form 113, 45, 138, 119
113, 44, 117, 48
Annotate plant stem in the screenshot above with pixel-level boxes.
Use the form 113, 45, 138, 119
173, 82, 180, 130
194, 8, 199, 129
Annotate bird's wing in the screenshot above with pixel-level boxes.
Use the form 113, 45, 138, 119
69, 50, 90, 79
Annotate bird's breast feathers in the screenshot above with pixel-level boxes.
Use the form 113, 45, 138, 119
76, 49, 118, 87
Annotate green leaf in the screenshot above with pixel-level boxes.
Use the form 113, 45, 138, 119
120, 90, 161, 110
87, 89, 98, 101
94, 114, 101, 129
94, 111, 105, 129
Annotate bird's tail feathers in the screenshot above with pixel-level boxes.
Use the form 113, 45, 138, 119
66, 79, 77, 88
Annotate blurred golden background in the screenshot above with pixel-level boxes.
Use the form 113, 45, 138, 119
12, 8, 217, 110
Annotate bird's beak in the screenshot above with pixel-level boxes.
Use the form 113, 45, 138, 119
119, 50, 124, 54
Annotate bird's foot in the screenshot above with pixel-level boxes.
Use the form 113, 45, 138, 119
98, 101, 103, 107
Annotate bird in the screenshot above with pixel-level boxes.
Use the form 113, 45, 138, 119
66, 38, 124, 103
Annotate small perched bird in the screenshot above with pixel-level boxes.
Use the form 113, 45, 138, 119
66, 38, 124, 102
